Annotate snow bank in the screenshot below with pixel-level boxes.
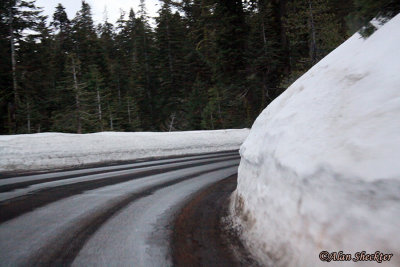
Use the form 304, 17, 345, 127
231, 15, 400, 267
0, 129, 249, 172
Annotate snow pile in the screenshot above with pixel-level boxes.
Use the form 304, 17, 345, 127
231, 15, 400, 267
0, 129, 249, 172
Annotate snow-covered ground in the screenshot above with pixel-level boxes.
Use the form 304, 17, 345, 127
230, 14, 400, 267
0, 129, 248, 172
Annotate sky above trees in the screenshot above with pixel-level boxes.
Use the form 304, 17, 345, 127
35, 0, 160, 24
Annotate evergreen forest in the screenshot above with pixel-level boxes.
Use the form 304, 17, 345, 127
1, 0, 399, 134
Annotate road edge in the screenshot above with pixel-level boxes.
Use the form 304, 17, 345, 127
172, 175, 260, 266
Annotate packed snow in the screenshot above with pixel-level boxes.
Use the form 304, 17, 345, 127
0, 129, 248, 172
230, 14, 400, 267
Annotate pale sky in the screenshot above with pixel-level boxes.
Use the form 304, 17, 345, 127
35, 0, 161, 25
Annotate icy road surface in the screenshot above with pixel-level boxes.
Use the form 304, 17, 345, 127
0, 151, 244, 266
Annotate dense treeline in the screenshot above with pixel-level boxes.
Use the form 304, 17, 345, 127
1, 0, 399, 134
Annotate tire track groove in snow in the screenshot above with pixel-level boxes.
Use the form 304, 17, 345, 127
0, 156, 239, 223
0, 152, 238, 193
27, 165, 237, 267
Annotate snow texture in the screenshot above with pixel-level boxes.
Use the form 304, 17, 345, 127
230, 14, 400, 267
0, 129, 248, 172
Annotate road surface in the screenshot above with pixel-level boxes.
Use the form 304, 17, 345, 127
0, 151, 257, 266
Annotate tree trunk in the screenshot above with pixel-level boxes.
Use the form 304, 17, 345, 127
216, 90, 223, 127
261, 19, 267, 48
308, 0, 317, 64
9, 8, 18, 109
96, 85, 103, 131
7, 102, 13, 134
133, 38, 138, 64
143, 35, 150, 87
143, 32, 153, 117
166, 20, 173, 75
261, 19, 270, 108
108, 102, 113, 130
127, 98, 131, 124
27, 100, 31, 134
168, 113, 175, 132
278, 0, 290, 74
9, 7, 18, 133
117, 76, 121, 105
71, 57, 82, 134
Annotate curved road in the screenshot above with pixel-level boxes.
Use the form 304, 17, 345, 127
0, 151, 256, 266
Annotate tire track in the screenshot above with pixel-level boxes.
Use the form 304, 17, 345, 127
0, 151, 238, 179
26, 165, 237, 267
0, 152, 238, 193
0, 157, 239, 224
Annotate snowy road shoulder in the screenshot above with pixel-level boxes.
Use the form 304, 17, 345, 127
0, 129, 249, 172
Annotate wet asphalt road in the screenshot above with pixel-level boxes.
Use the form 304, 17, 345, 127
0, 151, 256, 266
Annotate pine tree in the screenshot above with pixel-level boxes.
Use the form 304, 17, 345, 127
124, 95, 141, 131
282, 0, 345, 87
51, 54, 90, 133
1, 0, 44, 133
245, 0, 287, 116
18, 16, 54, 133
185, 75, 208, 129
211, 0, 249, 128
349, 0, 400, 37
155, 0, 190, 130
86, 65, 108, 132
133, 1, 157, 129
51, 3, 72, 86
71, 0, 97, 75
